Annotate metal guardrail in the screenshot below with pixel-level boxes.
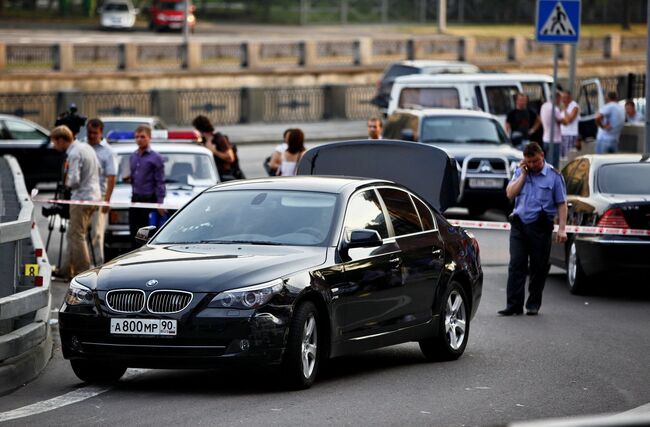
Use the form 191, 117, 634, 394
0, 155, 52, 394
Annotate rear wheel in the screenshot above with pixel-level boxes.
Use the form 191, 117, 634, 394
70, 359, 126, 384
567, 240, 588, 295
282, 301, 320, 389
420, 281, 470, 361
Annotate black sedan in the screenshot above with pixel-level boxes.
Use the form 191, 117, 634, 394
59, 143, 482, 389
550, 154, 650, 294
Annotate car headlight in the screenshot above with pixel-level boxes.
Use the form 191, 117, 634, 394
64, 279, 94, 306
209, 280, 283, 310
509, 160, 520, 175
157, 13, 166, 20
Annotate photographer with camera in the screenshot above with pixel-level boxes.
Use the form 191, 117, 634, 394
55, 103, 87, 137
51, 125, 101, 278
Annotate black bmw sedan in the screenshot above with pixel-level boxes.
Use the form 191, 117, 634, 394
60, 143, 482, 389
550, 154, 650, 294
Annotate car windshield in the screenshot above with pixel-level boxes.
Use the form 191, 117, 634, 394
159, 1, 184, 10
104, 3, 129, 11
420, 116, 508, 144
152, 190, 338, 246
597, 163, 650, 194
116, 152, 217, 185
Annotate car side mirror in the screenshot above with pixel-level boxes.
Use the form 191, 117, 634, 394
400, 129, 415, 141
135, 226, 157, 246
347, 229, 382, 249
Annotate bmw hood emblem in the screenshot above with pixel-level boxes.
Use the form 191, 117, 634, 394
146, 279, 159, 288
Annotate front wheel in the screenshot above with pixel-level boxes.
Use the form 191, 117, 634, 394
70, 359, 126, 384
420, 281, 470, 361
282, 301, 320, 389
567, 240, 588, 295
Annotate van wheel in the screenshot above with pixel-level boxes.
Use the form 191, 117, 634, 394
419, 281, 470, 361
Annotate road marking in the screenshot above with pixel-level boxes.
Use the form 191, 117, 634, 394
0, 369, 146, 423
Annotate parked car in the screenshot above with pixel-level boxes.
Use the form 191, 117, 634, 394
59, 141, 482, 389
371, 60, 480, 114
382, 108, 523, 216
549, 154, 650, 294
77, 116, 167, 141
104, 142, 218, 260
99, 0, 139, 30
0, 114, 63, 190
149, 0, 195, 32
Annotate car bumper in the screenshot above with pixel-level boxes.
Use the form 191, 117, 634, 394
59, 302, 291, 368
576, 236, 650, 277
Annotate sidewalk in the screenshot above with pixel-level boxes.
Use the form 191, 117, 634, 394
215, 120, 368, 144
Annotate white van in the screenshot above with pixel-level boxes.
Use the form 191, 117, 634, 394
387, 73, 554, 124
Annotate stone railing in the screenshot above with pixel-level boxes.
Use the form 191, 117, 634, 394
0, 34, 644, 73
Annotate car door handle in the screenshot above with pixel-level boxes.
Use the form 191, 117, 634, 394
432, 249, 442, 256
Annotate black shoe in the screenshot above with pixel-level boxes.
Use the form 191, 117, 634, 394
526, 308, 539, 315
498, 307, 523, 316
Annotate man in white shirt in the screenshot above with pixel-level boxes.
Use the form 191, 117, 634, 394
560, 91, 580, 159
86, 118, 116, 265
539, 91, 563, 168
51, 125, 101, 278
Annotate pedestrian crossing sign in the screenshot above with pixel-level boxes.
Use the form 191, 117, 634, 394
536, 0, 581, 44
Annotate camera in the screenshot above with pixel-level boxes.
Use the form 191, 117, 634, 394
42, 203, 69, 219
55, 104, 87, 136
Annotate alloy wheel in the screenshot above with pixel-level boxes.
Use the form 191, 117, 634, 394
568, 242, 577, 288
445, 290, 466, 351
301, 314, 318, 379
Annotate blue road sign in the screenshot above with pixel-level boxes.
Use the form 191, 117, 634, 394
536, 0, 581, 44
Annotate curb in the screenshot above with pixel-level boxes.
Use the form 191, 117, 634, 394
0, 327, 53, 396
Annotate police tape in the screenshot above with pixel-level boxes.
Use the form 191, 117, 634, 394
33, 198, 182, 211
33, 197, 650, 237
447, 219, 650, 236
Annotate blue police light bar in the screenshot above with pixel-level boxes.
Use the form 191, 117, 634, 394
105, 130, 202, 143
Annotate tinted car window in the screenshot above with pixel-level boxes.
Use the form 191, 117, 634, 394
578, 82, 600, 116
378, 188, 422, 236
598, 163, 650, 195
4, 119, 46, 140
104, 3, 130, 11
153, 190, 337, 246
420, 116, 507, 144
398, 88, 460, 110
383, 65, 419, 82
484, 85, 518, 115
344, 190, 389, 240
412, 197, 435, 231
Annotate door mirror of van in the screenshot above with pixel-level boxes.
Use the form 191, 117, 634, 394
401, 129, 415, 141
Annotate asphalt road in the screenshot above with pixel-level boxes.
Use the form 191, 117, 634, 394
4, 142, 649, 426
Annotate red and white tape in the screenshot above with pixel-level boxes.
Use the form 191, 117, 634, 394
33, 198, 650, 236
448, 219, 650, 236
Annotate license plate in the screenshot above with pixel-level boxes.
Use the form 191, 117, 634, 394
468, 178, 503, 189
169, 23, 182, 28
110, 318, 177, 336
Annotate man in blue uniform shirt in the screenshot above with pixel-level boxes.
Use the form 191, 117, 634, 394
498, 142, 568, 316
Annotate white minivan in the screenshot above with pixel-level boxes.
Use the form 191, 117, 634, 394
387, 73, 554, 125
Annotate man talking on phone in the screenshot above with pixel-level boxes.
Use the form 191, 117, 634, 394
498, 142, 567, 316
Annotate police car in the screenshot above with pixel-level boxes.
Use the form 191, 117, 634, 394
105, 133, 218, 259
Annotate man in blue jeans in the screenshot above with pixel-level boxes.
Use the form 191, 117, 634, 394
595, 91, 625, 154
498, 142, 567, 316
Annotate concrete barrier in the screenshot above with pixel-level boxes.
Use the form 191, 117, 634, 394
0, 155, 53, 395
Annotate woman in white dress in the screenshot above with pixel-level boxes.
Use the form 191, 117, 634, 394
278, 128, 305, 177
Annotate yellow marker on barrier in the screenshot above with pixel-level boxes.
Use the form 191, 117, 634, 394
24, 264, 39, 276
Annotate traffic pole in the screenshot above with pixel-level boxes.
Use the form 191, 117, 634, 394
645, 0, 650, 152
549, 44, 559, 167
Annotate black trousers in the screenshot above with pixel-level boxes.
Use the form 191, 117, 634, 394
506, 214, 553, 311
129, 193, 156, 249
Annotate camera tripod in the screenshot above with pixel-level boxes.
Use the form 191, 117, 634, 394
44, 213, 97, 278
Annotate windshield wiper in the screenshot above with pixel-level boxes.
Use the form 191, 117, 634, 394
197, 239, 283, 246
422, 138, 455, 143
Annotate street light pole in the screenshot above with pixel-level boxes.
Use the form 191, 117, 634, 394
183, 0, 190, 45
